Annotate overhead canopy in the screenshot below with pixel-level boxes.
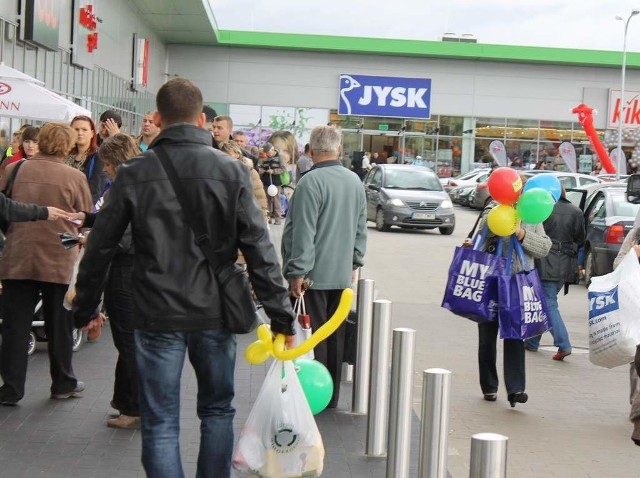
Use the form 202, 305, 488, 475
0, 63, 91, 123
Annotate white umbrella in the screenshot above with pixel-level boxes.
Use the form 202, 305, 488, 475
0, 63, 91, 123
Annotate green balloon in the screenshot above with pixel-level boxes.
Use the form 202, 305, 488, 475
294, 359, 334, 415
516, 187, 554, 224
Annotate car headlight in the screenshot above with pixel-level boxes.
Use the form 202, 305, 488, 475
440, 200, 453, 209
387, 198, 405, 207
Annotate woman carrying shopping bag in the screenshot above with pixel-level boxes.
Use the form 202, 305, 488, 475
476, 194, 551, 407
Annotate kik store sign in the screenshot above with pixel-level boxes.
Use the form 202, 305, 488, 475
608, 89, 640, 129
21, 0, 60, 50
338, 73, 432, 120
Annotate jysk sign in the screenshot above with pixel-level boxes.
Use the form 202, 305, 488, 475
608, 89, 640, 129
338, 74, 432, 119
21, 0, 60, 51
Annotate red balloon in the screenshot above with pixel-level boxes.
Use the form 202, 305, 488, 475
487, 167, 523, 205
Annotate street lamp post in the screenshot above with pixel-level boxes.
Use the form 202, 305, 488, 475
615, 10, 640, 180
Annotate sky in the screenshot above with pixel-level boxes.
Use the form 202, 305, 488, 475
209, 0, 640, 53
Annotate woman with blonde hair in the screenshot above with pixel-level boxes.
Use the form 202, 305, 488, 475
0, 122, 92, 406
220, 140, 268, 222
68, 133, 142, 428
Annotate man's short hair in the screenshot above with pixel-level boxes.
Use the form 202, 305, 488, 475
99, 110, 123, 128
202, 105, 218, 123
214, 115, 233, 129
233, 131, 246, 138
309, 125, 341, 153
157, 78, 204, 125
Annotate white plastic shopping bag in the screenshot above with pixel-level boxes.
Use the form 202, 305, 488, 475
588, 249, 640, 368
233, 360, 324, 477
293, 296, 314, 361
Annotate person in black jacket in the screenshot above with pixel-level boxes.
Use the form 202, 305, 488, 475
525, 186, 585, 360
71, 78, 295, 478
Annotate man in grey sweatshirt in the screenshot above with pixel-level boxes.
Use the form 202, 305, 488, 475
282, 125, 367, 409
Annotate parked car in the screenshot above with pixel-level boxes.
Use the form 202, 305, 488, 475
472, 170, 602, 209
576, 185, 640, 284
363, 164, 455, 234
444, 169, 490, 196
450, 184, 476, 206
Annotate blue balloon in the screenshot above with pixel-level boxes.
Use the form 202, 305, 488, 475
522, 174, 562, 201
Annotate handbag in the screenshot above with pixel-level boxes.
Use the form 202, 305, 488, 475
153, 146, 258, 334
233, 360, 325, 477
441, 225, 505, 323
497, 236, 552, 340
588, 248, 640, 368
0, 159, 27, 234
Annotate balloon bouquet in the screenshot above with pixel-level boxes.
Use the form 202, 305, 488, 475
485, 168, 561, 237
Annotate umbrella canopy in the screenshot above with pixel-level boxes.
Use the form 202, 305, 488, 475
0, 63, 91, 123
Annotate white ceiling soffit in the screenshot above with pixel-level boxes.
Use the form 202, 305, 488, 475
127, 0, 219, 45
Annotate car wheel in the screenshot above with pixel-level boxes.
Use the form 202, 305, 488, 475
72, 328, 84, 352
584, 249, 594, 286
375, 209, 390, 232
27, 331, 36, 356
439, 226, 454, 235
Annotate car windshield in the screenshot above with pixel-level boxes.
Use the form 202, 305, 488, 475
384, 170, 442, 190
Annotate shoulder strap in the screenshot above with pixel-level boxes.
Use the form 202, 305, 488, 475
3, 159, 27, 198
152, 146, 222, 273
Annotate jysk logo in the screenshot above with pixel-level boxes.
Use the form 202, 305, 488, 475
0, 83, 12, 95
338, 74, 431, 119
588, 287, 619, 316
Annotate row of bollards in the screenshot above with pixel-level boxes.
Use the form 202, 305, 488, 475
351, 278, 508, 478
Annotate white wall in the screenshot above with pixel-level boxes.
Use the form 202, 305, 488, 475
167, 44, 640, 129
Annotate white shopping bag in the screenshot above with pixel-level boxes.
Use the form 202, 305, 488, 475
293, 295, 314, 361
233, 360, 324, 477
588, 249, 640, 368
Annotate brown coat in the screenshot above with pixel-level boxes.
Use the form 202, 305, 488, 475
0, 155, 93, 284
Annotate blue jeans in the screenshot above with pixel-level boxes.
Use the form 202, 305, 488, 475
134, 329, 237, 478
525, 280, 572, 352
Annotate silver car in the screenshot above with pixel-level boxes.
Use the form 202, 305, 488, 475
363, 165, 455, 234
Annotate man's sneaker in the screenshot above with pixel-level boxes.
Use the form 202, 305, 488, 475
552, 349, 572, 361
51, 381, 85, 399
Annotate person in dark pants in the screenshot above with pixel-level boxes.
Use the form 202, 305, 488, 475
69, 133, 142, 428
475, 198, 551, 407
282, 125, 367, 409
0, 123, 92, 406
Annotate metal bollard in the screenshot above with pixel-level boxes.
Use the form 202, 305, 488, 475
386, 328, 416, 478
469, 433, 508, 478
366, 299, 393, 456
352, 278, 375, 414
418, 368, 452, 478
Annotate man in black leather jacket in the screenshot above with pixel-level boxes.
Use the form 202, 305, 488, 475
72, 78, 295, 478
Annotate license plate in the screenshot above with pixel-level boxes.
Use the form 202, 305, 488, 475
413, 212, 435, 220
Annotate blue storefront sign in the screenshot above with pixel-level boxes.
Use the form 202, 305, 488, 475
338, 73, 432, 119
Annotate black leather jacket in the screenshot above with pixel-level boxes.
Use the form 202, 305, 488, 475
72, 124, 295, 334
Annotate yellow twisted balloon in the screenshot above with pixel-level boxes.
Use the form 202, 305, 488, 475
245, 288, 354, 364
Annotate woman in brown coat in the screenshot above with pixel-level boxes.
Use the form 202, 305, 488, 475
0, 122, 93, 406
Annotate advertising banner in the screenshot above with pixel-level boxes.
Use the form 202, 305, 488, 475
608, 89, 640, 129
338, 74, 431, 119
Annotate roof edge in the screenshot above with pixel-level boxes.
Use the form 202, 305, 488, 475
211, 29, 640, 69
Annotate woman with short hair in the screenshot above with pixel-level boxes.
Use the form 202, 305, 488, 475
0, 122, 93, 406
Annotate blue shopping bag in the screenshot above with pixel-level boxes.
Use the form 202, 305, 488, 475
497, 236, 552, 340
441, 227, 505, 323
